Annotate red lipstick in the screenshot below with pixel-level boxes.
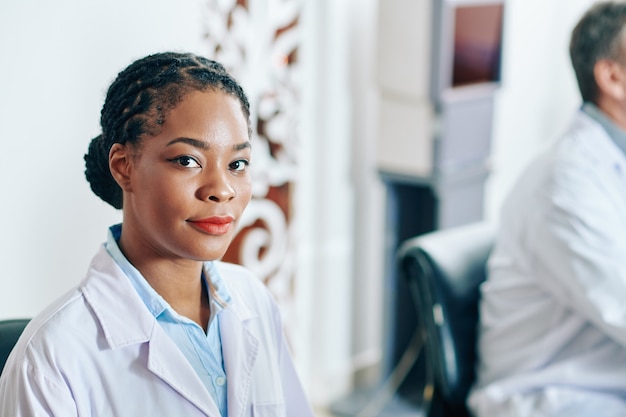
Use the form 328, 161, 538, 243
189, 216, 234, 235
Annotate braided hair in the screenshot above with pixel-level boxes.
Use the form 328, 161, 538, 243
84, 52, 251, 209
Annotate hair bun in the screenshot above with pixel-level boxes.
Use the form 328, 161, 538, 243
84, 134, 123, 209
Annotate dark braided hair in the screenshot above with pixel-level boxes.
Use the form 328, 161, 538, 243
84, 52, 251, 209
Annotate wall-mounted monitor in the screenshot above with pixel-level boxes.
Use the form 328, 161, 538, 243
432, 0, 505, 102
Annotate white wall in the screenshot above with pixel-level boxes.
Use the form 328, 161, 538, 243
485, 0, 597, 220
0, 0, 208, 317
294, 0, 370, 403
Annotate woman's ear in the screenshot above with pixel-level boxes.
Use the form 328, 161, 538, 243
109, 143, 133, 192
594, 59, 626, 101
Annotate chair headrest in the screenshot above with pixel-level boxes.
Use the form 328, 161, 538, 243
399, 222, 494, 409
0, 319, 30, 375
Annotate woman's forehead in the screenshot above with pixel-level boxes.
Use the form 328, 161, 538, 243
148, 91, 250, 146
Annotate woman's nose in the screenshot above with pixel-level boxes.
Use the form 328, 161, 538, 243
199, 171, 236, 202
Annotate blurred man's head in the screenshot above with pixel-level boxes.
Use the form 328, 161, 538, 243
570, 1, 626, 104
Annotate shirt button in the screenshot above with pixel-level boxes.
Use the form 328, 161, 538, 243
216, 376, 226, 386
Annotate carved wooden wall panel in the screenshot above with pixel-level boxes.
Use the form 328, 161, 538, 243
203, 0, 302, 332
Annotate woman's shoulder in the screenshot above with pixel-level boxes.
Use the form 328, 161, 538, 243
5, 287, 93, 373
213, 261, 265, 288
22, 287, 85, 341
212, 261, 277, 310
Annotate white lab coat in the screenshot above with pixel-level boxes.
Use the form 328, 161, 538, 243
467, 109, 626, 417
0, 245, 314, 417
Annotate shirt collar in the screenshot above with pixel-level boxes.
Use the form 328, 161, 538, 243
582, 102, 626, 157
104, 224, 232, 323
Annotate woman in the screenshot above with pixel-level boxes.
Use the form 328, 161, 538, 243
0, 52, 314, 417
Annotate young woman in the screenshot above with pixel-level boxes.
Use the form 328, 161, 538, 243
0, 52, 314, 417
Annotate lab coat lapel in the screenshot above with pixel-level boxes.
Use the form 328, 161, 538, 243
84, 247, 221, 417
580, 111, 626, 206
221, 303, 259, 417
147, 326, 222, 417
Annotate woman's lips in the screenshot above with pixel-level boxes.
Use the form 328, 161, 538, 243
189, 216, 234, 235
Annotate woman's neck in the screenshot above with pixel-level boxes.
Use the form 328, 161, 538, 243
118, 238, 211, 331
145, 260, 211, 332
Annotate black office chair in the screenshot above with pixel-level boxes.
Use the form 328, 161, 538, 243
0, 318, 30, 375
398, 222, 494, 417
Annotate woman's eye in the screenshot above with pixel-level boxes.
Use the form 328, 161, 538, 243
171, 156, 201, 168
229, 159, 249, 172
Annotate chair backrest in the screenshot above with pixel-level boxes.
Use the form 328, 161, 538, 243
398, 222, 494, 416
0, 319, 30, 375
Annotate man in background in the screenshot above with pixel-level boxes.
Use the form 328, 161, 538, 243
468, 2, 626, 416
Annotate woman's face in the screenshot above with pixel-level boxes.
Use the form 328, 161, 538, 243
114, 90, 252, 263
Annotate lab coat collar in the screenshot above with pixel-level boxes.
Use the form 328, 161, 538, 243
80, 245, 262, 417
81, 246, 220, 415
581, 102, 626, 157
574, 109, 626, 185
221, 305, 260, 417
81, 245, 154, 348
147, 327, 222, 416
211, 263, 261, 417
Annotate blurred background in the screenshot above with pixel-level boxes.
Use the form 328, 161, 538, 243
0, 0, 598, 414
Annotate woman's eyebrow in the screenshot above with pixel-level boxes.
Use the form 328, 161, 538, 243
166, 137, 209, 150
234, 141, 251, 151
166, 138, 251, 151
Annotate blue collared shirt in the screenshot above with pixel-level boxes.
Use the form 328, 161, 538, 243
105, 224, 231, 416
582, 102, 626, 156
